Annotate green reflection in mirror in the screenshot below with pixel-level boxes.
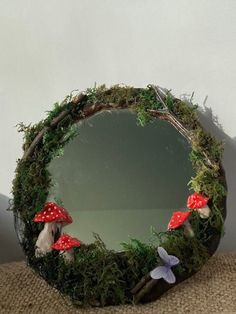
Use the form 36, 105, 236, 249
47, 110, 194, 250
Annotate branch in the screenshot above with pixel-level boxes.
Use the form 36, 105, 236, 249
131, 273, 151, 295
147, 109, 191, 141
22, 93, 85, 161
74, 102, 134, 122
149, 85, 216, 169
132, 275, 159, 304
150, 85, 168, 110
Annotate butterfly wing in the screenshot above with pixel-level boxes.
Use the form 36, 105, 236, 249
163, 268, 176, 284
150, 266, 168, 280
168, 255, 180, 266
157, 247, 171, 264
158, 247, 179, 266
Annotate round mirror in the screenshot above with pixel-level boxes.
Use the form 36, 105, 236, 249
12, 85, 226, 307
47, 110, 194, 250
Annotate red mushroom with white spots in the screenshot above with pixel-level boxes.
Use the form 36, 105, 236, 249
52, 233, 81, 262
167, 211, 194, 237
187, 192, 210, 219
33, 202, 72, 257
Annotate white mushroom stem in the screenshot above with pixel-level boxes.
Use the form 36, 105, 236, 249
55, 222, 63, 239
35, 222, 60, 257
184, 220, 195, 237
61, 249, 74, 263
197, 205, 211, 219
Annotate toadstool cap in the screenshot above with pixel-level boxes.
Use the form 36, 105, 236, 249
168, 211, 191, 230
187, 192, 209, 209
52, 233, 81, 251
33, 202, 72, 225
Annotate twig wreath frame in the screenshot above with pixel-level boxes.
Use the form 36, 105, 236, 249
11, 84, 227, 307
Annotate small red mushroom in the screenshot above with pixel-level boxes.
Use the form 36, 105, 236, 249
33, 202, 73, 257
187, 192, 210, 219
33, 202, 72, 225
168, 211, 191, 229
52, 233, 81, 262
168, 211, 194, 237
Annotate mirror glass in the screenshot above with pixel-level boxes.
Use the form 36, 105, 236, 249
47, 110, 194, 250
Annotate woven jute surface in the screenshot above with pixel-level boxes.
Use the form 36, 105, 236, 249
0, 253, 235, 314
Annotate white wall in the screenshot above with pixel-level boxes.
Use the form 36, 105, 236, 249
0, 0, 235, 254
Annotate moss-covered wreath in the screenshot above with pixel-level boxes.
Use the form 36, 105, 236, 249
11, 84, 227, 307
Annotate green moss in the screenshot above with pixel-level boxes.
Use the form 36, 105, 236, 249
56, 241, 128, 306
171, 100, 199, 130
121, 238, 158, 277
86, 84, 162, 127
11, 84, 226, 307
136, 85, 162, 126
86, 84, 139, 106
192, 135, 224, 166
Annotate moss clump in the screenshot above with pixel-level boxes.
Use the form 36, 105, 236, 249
86, 84, 139, 106
171, 100, 199, 130
32, 239, 128, 307
135, 85, 162, 126
11, 84, 226, 307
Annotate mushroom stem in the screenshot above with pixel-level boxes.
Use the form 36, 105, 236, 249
35, 222, 58, 257
197, 205, 211, 219
61, 249, 74, 263
184, 220, 194, 237
55, 222, 62, 241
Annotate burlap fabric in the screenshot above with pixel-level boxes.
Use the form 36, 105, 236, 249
0, 253, 235, 314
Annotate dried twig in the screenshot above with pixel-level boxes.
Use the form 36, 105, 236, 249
150, 85, 215, 169
131, 273, 160, 304
22, 93, 85, 161
151, 85, 168, 110
133, 278, 159, 304
131, 273, 151, 295
147, 109, 191, 141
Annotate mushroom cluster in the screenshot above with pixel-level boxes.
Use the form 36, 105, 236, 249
33, 202, 72, 257
167, 192, 210, 237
